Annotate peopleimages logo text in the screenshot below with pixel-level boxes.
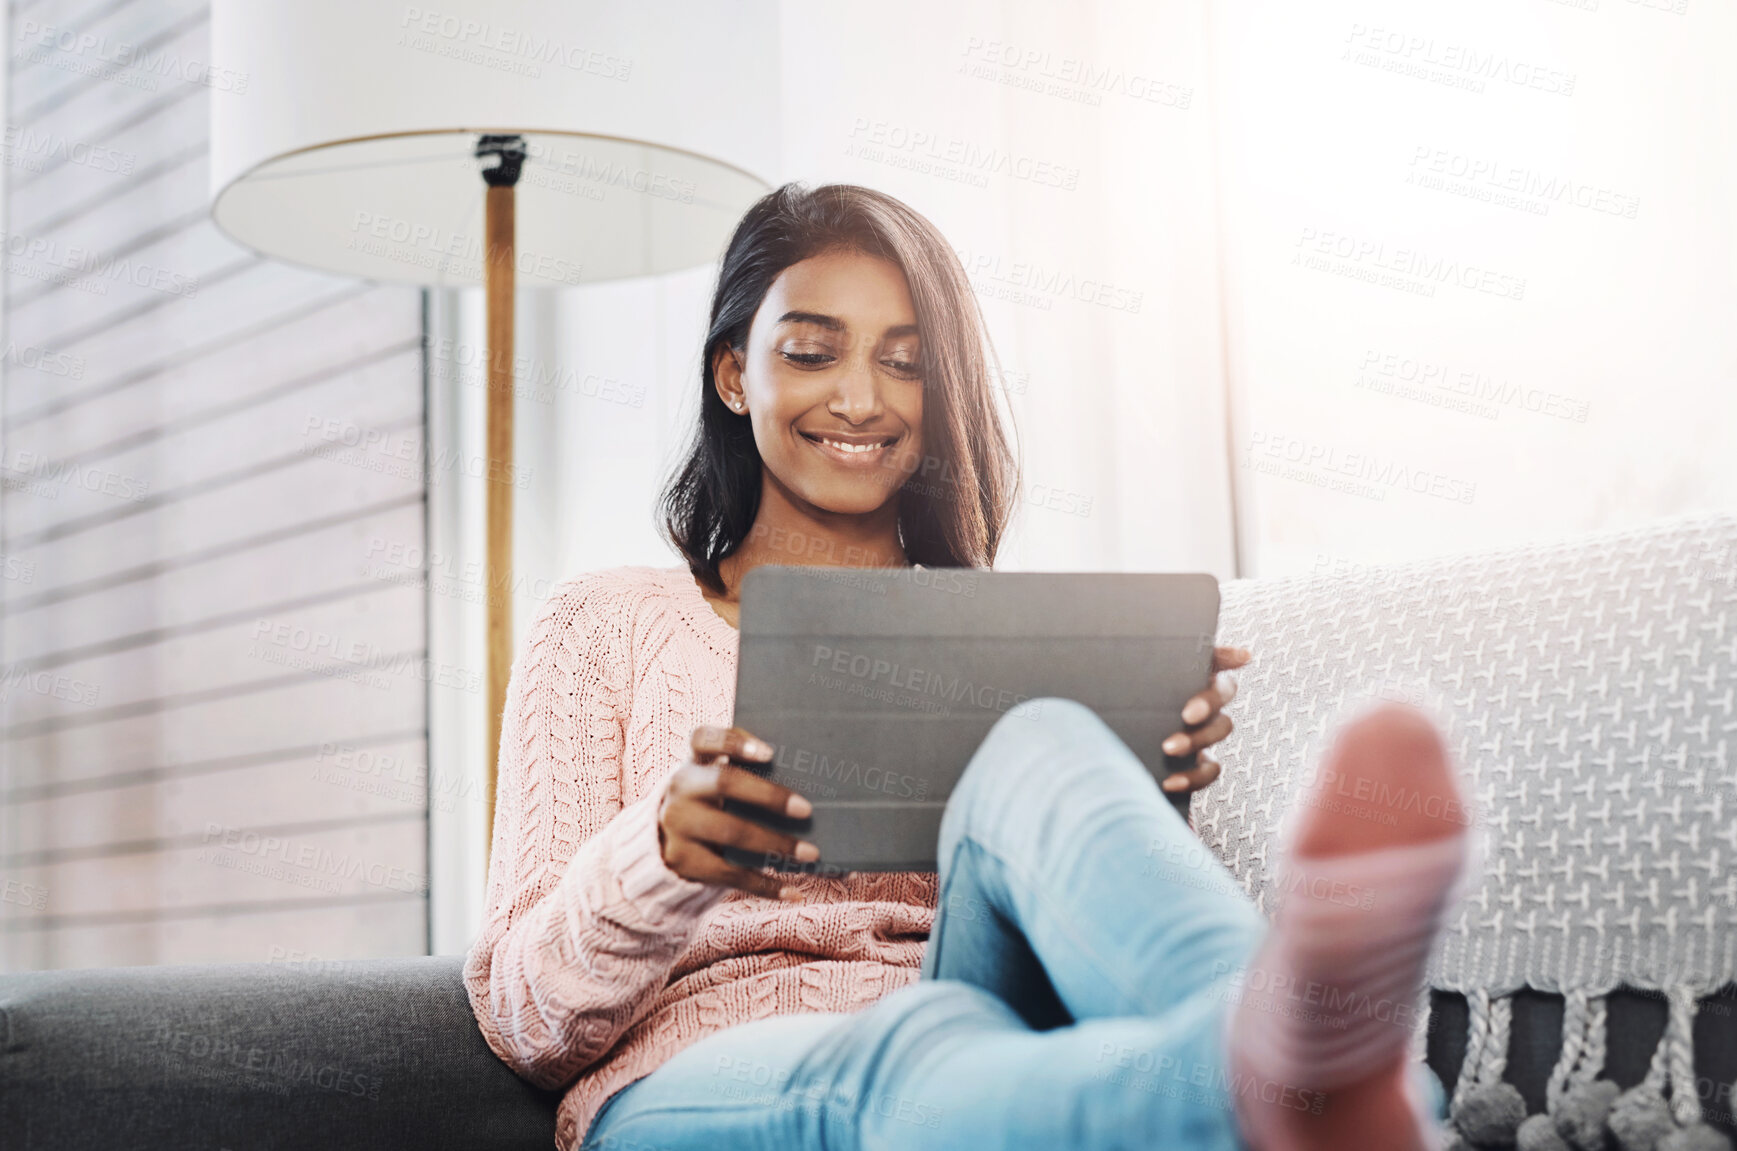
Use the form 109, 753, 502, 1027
1342, 24, 1576, 96
1294, 227, 1525, 302
0, 230, 199, 297
398, 6, 632, 79
810, 642, 1042, 717
13, 20, 249, 92
1244, 431, 1477, 505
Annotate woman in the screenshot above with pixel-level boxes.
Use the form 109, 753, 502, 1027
464, 183, 1470, 1151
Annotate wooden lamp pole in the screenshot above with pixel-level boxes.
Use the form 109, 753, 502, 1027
475, 134, 525, 870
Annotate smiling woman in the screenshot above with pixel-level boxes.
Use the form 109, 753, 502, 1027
660, 183, 1019, 607
463, 182, 1461, 1151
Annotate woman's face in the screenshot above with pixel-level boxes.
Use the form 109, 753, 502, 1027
718, 247, 927, 518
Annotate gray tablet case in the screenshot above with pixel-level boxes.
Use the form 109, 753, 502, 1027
722, 567, 1220, 873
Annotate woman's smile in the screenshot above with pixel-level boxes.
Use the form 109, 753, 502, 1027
798, 428, 903, 468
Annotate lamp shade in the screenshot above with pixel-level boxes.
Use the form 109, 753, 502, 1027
208, 0, 779, 286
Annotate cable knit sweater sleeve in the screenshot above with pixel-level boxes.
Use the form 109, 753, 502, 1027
463, 572, 728, 1091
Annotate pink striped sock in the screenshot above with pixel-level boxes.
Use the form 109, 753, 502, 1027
1231, 834, 1470, 1100
1229, 833, 1472, 1145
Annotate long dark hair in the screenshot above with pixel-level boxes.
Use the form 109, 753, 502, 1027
660, 182, 1020, 595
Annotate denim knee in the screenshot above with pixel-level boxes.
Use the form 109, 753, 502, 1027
938, 697, 1143, 868
949, 696, 1138, 813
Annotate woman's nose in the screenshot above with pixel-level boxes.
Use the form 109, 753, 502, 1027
828, 356, 884, 423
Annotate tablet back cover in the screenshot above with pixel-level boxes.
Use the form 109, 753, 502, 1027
726, 567, 1219, 873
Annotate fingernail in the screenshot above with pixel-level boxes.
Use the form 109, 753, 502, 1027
786, 794, 813, 818
1234, 647, 1252, 661
1162, 734, 1189, 755
1181, 698, 1209, 724
1215, 671, 1238, 704
794, 841, 820, 862
748, 739, 774, 759
779, 886, 806, 902
1163, 775, 1186, 792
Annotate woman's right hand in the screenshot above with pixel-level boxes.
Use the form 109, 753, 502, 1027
656, 725, 818, 901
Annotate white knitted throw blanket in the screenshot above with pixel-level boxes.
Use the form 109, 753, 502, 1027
1195, 511, 1737, 1147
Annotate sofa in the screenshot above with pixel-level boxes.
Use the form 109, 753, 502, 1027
4, 512, 1734, 1150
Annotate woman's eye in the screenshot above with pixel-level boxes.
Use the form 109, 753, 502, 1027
781, 352, 833, 366
883, 360, 922, 377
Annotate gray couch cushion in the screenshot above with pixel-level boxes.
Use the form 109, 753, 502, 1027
0, 955, 557, 1150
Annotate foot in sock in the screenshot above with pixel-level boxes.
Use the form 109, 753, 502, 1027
1227, 702, 1473, 1151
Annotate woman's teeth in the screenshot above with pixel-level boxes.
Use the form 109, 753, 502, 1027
820, 438, 885, 453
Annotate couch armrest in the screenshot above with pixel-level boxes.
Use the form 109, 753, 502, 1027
0, 955, 558, 1151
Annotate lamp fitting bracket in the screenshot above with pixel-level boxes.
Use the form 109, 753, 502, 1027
475, 134, 527, 188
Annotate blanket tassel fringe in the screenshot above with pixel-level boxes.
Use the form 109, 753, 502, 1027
1438, 987, 1732, 1151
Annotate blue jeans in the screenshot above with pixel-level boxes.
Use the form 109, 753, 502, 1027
582, 698, 1440, 1150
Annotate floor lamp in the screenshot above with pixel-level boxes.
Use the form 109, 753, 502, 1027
207, 0, 777, 880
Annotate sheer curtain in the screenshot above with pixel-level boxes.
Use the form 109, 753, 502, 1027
1209, 0, 1737, 576
427, 0, 1233, 951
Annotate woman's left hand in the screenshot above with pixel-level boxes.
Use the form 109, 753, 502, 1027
1159, 646, 1252, 794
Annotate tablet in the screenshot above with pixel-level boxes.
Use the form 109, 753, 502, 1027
721, 566, 1220, 873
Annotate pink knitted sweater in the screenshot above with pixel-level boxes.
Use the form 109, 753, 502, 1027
463, 565, 938, 1149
